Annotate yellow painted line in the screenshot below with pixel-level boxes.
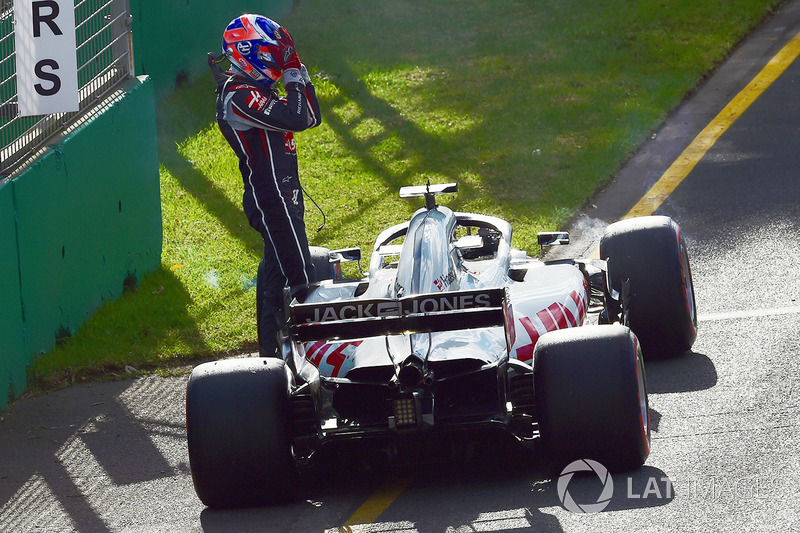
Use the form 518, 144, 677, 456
338, 471, 416, 531
585, 28, 800, 261
624, 29, 800, 219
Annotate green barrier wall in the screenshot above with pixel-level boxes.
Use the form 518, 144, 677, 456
0, 76, 161, 411
0, 0, 288, 410
0, 182, 26, 411
130, 0, 293, 92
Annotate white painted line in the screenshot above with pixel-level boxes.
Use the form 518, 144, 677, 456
698, 306, 800, 322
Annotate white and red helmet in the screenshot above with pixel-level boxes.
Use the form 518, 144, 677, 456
222, 15, 292, 87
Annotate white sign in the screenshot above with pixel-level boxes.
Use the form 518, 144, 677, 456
15, 0, 79, 117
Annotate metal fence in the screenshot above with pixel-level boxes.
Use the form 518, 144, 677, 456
0, 0, 134, 178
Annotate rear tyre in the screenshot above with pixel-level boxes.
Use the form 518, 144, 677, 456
600, 216, 697, 358
534, 325, 650, 472
186, 358, 296, 508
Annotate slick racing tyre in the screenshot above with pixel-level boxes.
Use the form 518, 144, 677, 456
600, 216, 697, 358
534, 325, 650, 472
186, 358, 296, 508
308, 246, 335, 282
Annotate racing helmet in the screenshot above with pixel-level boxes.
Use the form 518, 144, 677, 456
222, 14, 287, 87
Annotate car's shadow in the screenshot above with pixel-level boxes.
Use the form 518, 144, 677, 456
199, 352, 712, 531
645, 350, 717, 394
199, 435, 673, 532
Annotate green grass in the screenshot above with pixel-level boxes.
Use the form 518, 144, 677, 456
30, 0, 781, 383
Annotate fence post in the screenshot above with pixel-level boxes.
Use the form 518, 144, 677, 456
111, 0, 134, 76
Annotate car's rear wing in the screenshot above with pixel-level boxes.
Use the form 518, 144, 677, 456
289, 288, 511, 343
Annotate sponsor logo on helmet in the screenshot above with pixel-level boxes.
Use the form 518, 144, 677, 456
237, 41, 252, 55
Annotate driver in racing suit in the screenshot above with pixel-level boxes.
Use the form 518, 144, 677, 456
214, 15, 322, 357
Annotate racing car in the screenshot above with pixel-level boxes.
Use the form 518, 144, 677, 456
186, 182, 697, 508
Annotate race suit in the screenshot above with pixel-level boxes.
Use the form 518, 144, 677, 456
215, 72, 322, 355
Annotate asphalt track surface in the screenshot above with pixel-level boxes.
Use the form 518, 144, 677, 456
2, 3, 800, 532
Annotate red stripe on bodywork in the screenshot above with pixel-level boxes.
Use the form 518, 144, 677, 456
306, 341, 330, 366
326, 341, 362, 377
515, 316, 540, 363
547, 302, 570, 330
536, 307, 557, 331
560, 302, 577, 327
569, 288, 587, 323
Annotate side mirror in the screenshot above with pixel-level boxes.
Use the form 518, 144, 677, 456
537, 232, 570, 249
329, 247, 362, 264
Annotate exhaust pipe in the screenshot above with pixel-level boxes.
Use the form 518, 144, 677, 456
397, 355, 433, 388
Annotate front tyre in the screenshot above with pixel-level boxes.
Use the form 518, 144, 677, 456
186, 358, 296, 508
534, 325, 650, 472
600, 216, 697, 358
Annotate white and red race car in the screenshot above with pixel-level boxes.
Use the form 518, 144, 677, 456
186, 182, 697, 507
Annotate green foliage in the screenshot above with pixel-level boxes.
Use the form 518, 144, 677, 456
30, 0, 780, 380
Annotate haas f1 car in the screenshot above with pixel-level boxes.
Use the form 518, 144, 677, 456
186, 183, 697, 507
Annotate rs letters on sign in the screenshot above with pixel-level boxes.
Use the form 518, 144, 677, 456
15, 0, 79, 116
